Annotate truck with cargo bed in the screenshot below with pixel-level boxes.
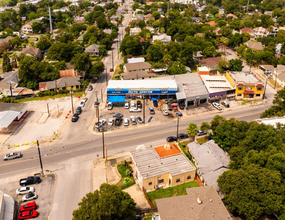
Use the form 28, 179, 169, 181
19, 176, 41, 186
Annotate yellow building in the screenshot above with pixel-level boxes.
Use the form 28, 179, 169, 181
130, 144, 196, 191
225, 71, 264, 99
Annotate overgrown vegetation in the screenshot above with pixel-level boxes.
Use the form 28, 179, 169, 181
116, 161, 135, 190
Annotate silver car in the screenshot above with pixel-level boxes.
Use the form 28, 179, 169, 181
22, 192, 38, 202
16, 187, 35, 195
4, 152, 22, 161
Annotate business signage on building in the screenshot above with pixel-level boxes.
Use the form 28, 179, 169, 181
107, 88, 177, 95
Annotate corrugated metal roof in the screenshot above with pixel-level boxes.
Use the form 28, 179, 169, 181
0, 111, 19, 128
107, 80, 177, 89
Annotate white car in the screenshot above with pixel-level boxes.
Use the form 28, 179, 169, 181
99, 119, 106, 125
130, 116, 137, 125
80, 101, 85, 107
16, 187, 35, 195
162, 108, 168, 116
107, 102, 113, 110
123, 118, 129, 126
108, 118, 114, 126
82, 97, 88, 103
129, 107, 141, 112
212, 102, 222, 110
130, 101, 135, 108
22, 192, 38, 202
124, 102, 129, 109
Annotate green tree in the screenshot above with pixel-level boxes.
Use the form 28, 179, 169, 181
203, 46, 217, 58
2, 52, 12, 72
32, 22, 44, 34
261, 87, 285, 118
186, 123, 198, 141
200, 122, 211, 133
54, 61, 67, 70
90, 62, 105, 78
98, 45, 107, 56
228, 59, 243, 71
137, 20, 146, 29
8, 36, 22, 49
70, 23, 87, 37
72, 183, 136, 220
47, 42, 73, 62
217, 58, 229, 73
36, 37, 52, 51
73, 52, 92, 77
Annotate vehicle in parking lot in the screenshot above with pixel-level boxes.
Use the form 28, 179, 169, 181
123, 118, 129, 126
20, 176, 41, 186
221, 101, 230, 108
172, 104, 178, 111
165, 98, 174, 104
166, 136, 177, 142
108, 118, 114, 126
22, 192, 38, 202
137, 100, 142, 108
124, 102, 129, 109
179, 102, 185, 110
149, 107, 155, 115
16, 187, 35, 195
115, 117, 122, 126
79, 101, 85, 107
19, 202, 37, 212
162, 108, 168, 116
130, 107, 141, 112
4, 152, 21, 161
130, 116, 137, 125
178, 133, 189, 139
197, 130, 207, 136
18, 210, 38, 219
136, 116, 143, 123
99, 119, 106, 125
82, 97, 88, 102
107, 102, 113, 110
76, 107, 82, 115
113, 113, 123, 118
130, 101, 135, 108
153, 100, 158, 107
72, 113, 79, 122
168, 103, 173, 111
212, 102, 222, 110
176, 111, 183, 117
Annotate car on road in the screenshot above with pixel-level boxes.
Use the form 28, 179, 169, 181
162, 108, 168, 116
172, 104, 178, 111
130, 101, 135, 108
82, 97, 88, 102
18, 210, 38, 219
107, 102, 113, 110
149, 107, 155, 115
221, 101, 230, 108
166, 136, 177, 142
124, 102, 129, 109
16, 187, 35, 195
197, 130, 207, 136
113, 113, 123, 118
71, 113, 79, 122
136, 116, 143, 123
110, 68, 113, 72
168, 103, 173, 111
76, 107, 82, 115
4, 152, 22, 161
22, 192, 38, 202
137, 100, 142, 108
212, 102, 222, 110
19, 202, 37, 212
130, 116, 137, 125
88, 85, 93, 91
178, 133, 189, 139
108, 118, 114, 126
123, 118, 129, 126
129, 107, 141, 112
176, 111, 183, 117
79, 101, 85, 107
94, 98, 99, 107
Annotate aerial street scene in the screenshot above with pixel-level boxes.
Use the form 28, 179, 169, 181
1, 0, 285, 219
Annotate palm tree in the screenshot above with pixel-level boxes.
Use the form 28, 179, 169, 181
186, 123, 198, 141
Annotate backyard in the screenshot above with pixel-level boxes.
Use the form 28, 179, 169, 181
196, 136, 209, 145
116, 161, 135, 190
147, 181, 200, 207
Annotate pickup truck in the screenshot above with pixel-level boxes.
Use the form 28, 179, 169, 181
19, 176, 41, 186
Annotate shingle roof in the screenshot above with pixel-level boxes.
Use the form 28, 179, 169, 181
245, 40, 263, 50
199, 57, 222, 67
121, 70, 155, 80
1, 70, 19, 84
124, 62, 151, 71
39, 77, 81, 91
156, 186, 232, 220
278, 72, 285, 81
19, 47, 41, 57
85, 44, 99, 53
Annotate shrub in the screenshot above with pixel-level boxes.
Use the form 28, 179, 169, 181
126, 169, 132, 177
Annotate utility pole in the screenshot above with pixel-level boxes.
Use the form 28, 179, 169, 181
47, 103, 49, 115
263, 77, 268, 100
49, 7, 53, 34
36, 140, 44, 176
274, 70, 277, 89
101, 89, 103, 102
9, 82, 13, 99
143, 98, 145, 124
246, 0, 249, 14
101, 126, 105, 158
70, 91, 74, 114
105, 66, 108, 87
117, 36, 119, 58
112, 50, 114, 69
176, 115, 179, 139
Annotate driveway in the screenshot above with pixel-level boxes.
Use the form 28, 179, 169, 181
224, 48, 250, 72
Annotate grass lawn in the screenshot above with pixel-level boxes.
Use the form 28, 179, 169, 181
28, 37, 37, 42
147, 181, 200, 207
196, 136, 209, 145
0, 0, 10, 6
116, 162, 135, 190
112, 63, 122, 79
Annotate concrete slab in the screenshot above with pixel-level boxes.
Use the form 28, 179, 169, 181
123, 184, 151, 209
37, 112, 50, 124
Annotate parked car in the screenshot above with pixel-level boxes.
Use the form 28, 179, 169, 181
82, 97, 88, 102
162, 108, 168, 116
108, 118, 114, 126
168, 103, 173, 111
166, 136, 177, 142
137, 100, 142, 108
19, 202, 37, 212
221, 101, 230, 108
129, 107, 141, 112
212, 102, 222, 110
79, 101, 85, 107
76, 107, 82, 115
165, 98, 174, 104
153, 100, 158, 107
18, 210, 38, 219
123, 118, 129, 126
110, 68, 113, 72
149, 107, 155, 115
179, 102, 185, 110
107, 102, 113, 110
22, 192, 38, 202
130, 116, 137, 125
19, 177, 41, 186
72, 113, 79, 122
99, 119, 106, 125
176, 111, 183, 117
95, 122, 101, 128
130, 101, 136, 108
197, 130, 207, 136
136, 116, 143, 123
172, 104, 178, 111
4, 152, 22, 161
115, 117, 122, 126
124, 102, 129, 109
113, 113, 123, 118
88, 85, 93, 91
178, 133, 189, 139
16, 187, 35, 195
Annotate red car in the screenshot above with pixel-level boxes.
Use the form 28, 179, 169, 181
20, 202, 37, 212
18, 210, 38, 219
172, 104, 178, 111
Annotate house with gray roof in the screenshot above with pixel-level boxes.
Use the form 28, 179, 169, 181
17, 47, 42, 59
39, 77, 81, 92
188, 140, 230, 190
0, 70, 19, 84
84, 44, 100, 56
245, 40, 263, 51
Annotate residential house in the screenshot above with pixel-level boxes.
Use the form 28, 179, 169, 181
273, 65, 285, 87
239, 27, 255, 39
0, 36, 13, 45
0, 82, 16, 95
0, 70, 19, 84
21, 22, 33, 34
218, 8, 224, 15
226, 13, 237, 19
53, 7, 70, 12
144, 13, 154, 21
84, 44, 100, 56
77, 32, 85, 42
256, 116, 285, 128
264, 11, 273, 16
188, 140, 230, 190
6, 87, 34, 98
124, 62, 151, 72
156, 186, 232, 220
196, 33, 204, 37
110, 20, 117, 26
206, 21, 217, 27
152, 34, 171, 44
225, 71, 264, 99
121, 71, 155, 80
59, 69, 78, 78
135, 14, 144, 22
253, 27, 269, 38
127, 57, 145, 63
17, 47, 42, 59
110, 15, 121, 21
130, 144, 196, 191
130, 27, 141, 36
82, 11, 91, 16
199, 57, 222, 74
103, 29, 112, 35
191, 17, 200, 23
39, 77, 81, 92
245, 40, 263, 51
113, 0, 123, 5
193, 51, 203, 61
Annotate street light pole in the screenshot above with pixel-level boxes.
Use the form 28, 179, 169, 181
70, 91, 74, 114
263, 77, 268, 100
102, 126, 105, 158
176, 115, 179, 139
36, 140, 44, 176
112, 50, 114, 69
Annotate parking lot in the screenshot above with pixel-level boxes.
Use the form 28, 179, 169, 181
0, 173, 55, 220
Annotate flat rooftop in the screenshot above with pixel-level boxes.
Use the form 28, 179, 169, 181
130, 146, 196, 179
256, 117, 285, 128
201, 75, 233, 93
229, 72, 259, 83
197, 66, 209, 71
107, 80, 177, 89
154, 143, 181, 158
